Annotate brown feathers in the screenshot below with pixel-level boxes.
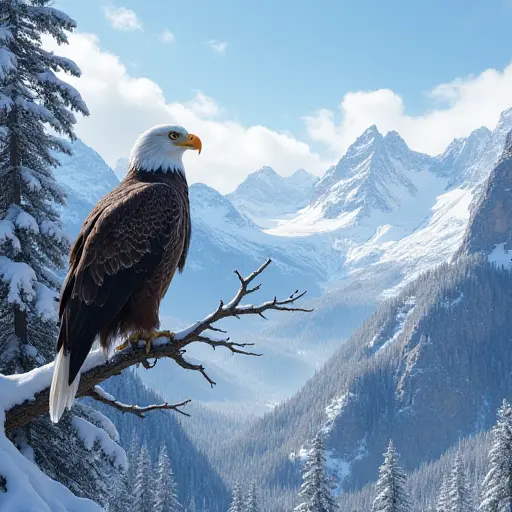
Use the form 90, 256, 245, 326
57, 170, 191, 384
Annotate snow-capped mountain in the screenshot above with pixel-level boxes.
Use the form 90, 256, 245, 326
227, 166, 318, 227
430, 126, 492, 185
267, 125, 444, 241
264, 110, 512, 362
52, 138, 119, 237
464, 108, 512, 188
178, 182, 331, 303
49, 109, 512, 418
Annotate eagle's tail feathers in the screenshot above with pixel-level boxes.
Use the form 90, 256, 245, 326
49, 346, 80, 424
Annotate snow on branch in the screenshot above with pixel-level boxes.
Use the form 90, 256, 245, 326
2, 259, 312, 432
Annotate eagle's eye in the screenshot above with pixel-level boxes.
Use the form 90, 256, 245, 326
168, 131, 180, 141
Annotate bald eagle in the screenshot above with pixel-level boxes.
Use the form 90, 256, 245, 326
49, 125, 202, 423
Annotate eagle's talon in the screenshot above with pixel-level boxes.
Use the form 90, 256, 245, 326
155, 329, 175, 340
115, 341, 128, 352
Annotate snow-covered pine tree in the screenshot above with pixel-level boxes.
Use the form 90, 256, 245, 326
245, 481, 261, 512
154, 444, 182, 512
479, 400, 512, 512
106, 470, 134, 512
126, 427, 140, 485
185, 482, 198, 512
0, 0, 87, 372
228, 481, 244, 512
295, 435, 337, 512
371, 440, 410, 512
435, 474, 450, 512
447, 451, 474, 511
134, 442, 154, 512
0, 0, 123, 505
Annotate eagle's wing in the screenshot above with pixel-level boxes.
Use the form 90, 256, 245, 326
58, 181, 186, 383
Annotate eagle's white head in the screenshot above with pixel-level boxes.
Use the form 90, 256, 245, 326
129, 124, 202, 174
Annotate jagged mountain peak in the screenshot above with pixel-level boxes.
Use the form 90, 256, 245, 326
289, 168, 318, 184
190, 182, 257, 230
431, 126, 492, 183
384, 129, 406, 145
498, 106, 512, 124
311, 125, 431, 223
227, 166, 317, 226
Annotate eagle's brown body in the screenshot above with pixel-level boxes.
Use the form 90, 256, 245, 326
58, 167, 191, 385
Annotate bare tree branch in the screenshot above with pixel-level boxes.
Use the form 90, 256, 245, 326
4, 259, 311, 432
86, 386, 191, 418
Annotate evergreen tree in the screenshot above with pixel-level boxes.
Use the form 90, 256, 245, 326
126, 428, 140, 486
0, 0, 88, 373
436, 474, 450, 512
295, 435, 337, 512
480, 400, 512, 512
228, 481, 244, 512
245, 481, 261, 512
187, 495, 197, 512
448, 451, 474, 511
0, 0, 122, 505
107, 470, 134, 512
372, 440, 410, 512
185, 482, 197, 512
154, 445, 181, 512
134, 443, 154, 512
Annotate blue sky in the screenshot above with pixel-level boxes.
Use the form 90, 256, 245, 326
53, 0, 512, 192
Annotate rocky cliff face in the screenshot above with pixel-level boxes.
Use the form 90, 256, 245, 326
456, 129, 512, 263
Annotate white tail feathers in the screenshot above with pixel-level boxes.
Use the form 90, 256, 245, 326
49, 346, 80, 423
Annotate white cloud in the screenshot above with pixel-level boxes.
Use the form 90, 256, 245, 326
208, 40, 228, 54
45, 33, 326, 193
186, 91, 221, 118
159, 30, 174, 43
103, 5, 142, 31
304, 63, 512, 157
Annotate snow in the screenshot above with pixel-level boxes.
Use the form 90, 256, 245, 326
0, 47, 16, 80
71, 416, 127, 470
0, 27, 13, 43
15, 97, 60, 127
92, 385, 115, 402
228, 166, 318, 228
321, 393, 351, 434
81, 405, 120, 442
0, 347, 116, 510
0, 409, 102, 512
488, 243, 512, 269
0, 219, 21, 252
14, 210, 40, 234
370, 297, 416, 352
37, 70, 89, 114
0, 349, 106, 413
21, 168, 43, 192
28, 5, 77, 27
34, 282, 58, 321
40, 50, 81, 77
0, 256, 37, 308
40, 219, 72, 244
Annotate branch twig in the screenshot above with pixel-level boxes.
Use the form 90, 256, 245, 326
86, 386, 190, 418
4, 259, 311, 432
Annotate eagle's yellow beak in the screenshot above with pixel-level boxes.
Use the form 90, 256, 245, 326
176, 134, 202, 154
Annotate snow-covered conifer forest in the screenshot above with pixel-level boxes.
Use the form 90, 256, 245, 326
1, 1, 512, 511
